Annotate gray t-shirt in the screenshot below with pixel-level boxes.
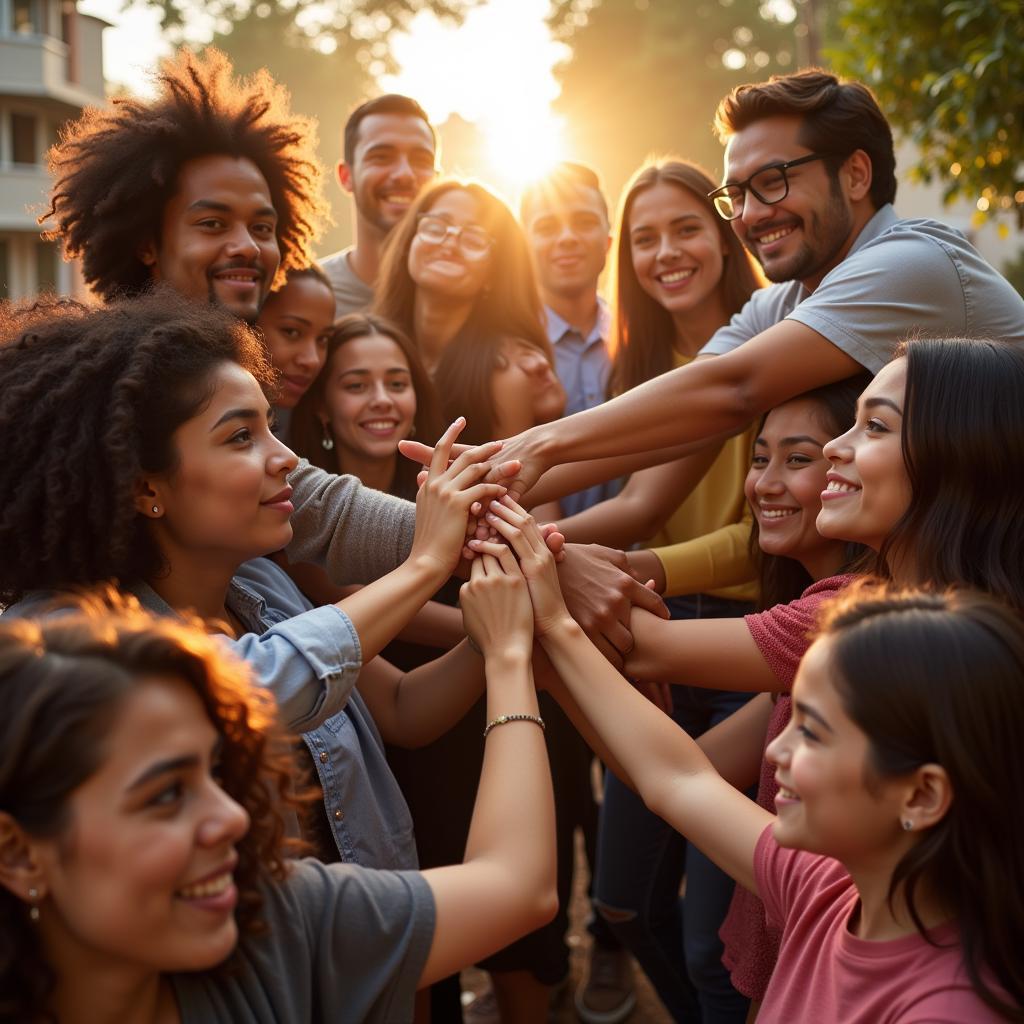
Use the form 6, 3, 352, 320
172, 859, 435, 1023
321, 247, 376, 316
702, 205, 1024, 370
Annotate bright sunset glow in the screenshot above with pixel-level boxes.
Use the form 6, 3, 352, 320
382, 0, 572, 198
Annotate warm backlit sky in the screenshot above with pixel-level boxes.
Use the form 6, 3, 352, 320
78, 0, 571, 192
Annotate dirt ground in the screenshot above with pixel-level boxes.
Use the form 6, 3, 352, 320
462, 832, 673, 1024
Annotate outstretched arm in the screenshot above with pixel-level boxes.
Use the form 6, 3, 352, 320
480, 498, 773, 895
419, 549, 556, 987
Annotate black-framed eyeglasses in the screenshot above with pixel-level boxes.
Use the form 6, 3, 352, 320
415, 213, 494, 259
707, 153, 831, 221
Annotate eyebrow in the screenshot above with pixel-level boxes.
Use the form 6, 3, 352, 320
863, 396, 903, 416
186, 199, 277, 220
127, 754, 199, 793
631, 213, 701, 234
340, 367, 411, 377
210, 407, 267, 431
277, 313, 312, 327
753, 435, 824, 448
794, 700, 835, 734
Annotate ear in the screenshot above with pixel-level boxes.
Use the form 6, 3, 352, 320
137, 238, 158, 270
843, 149, 873, 204
900, 763, 952, 833
0, 813, 47, 906
133, 476, 165, 520
337, 161, 354, 195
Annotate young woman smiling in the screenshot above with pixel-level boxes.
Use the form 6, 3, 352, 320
479, 501, 1024, 1021
0, 291, 513, 875
0, 562, 557, 1024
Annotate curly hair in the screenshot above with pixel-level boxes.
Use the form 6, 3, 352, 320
0, 588, 310, 1022
0, 290, 277, 605
43, 48, 328, 302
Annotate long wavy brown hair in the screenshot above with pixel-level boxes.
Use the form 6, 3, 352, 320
0, 590, 311, 1022
608, 160, 761, 395
373, 179, 550, 359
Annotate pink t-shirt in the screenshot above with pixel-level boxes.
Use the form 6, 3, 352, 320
720, 574, 855, 999
754, 827, 1007, 1023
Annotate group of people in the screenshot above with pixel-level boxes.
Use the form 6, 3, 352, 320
0, 45, 1023, 1024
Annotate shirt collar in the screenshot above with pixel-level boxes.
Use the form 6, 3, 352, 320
129, 575, 268, 634
545, 296, 610, 348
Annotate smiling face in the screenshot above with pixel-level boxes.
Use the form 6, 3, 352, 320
407, 189, 495, 301
767, 637, 907, 862
817, 359, 912, 554
524, 182, 610, 302
490, 339, 566, 437
319, 332, 418, 464
340, 112, 437, 235
628, 180, 728, 328
34, 673, 250, 977
724, 116, 853, 288
257, 275, 336, 408
144, 362, 299, 572
745, 397, 847, 580
142, 156, 280, 324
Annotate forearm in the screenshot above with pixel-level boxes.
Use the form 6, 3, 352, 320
382, 641, 485, 748
398, 599, 465, 650
696, 693, 774, 791
336, 556, 448, 663
556, 489, 653, 548
626, 549, 667, 593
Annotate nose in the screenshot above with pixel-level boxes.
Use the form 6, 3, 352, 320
197, 778, 251, 848
739, 189, 774, 228
224, 224, 261, 261
390, 153, 415, 186
765, 716, 794, 769
271, 435, 300, 477
655, 232, 680, 262
823, 427, 853, 464
754, 461, 784, 496
369, 380, 395, 407
293, 339, 321, 373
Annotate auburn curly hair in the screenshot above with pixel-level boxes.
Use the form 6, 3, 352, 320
0, 289, 277, 605
43, 47, 327, 302
0, 588, 311, 1022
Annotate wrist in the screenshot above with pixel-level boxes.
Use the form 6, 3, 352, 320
406, 551, 452, 590
483, 646, 533, 670
539, 615, 583, 646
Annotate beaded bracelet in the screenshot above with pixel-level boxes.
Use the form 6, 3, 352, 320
483, 714, 546, 739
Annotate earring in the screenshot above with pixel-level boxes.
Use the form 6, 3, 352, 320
28, 887, 40, 923
151, 505, 159, 515
902, 819, 914, 831
320, 422, 334, 452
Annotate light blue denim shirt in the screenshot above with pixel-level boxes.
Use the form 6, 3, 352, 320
8, 561, 417, 870
546, 299, 621, 516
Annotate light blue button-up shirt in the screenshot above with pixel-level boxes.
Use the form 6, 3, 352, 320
546, 299, 620, 516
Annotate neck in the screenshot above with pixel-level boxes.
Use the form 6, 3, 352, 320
799, 544, 849, 584
544, 288, 601, 338
801, 202, 877, 294
670, 291, 729, 359
44, 941, 175, 1024
846, 852, 949, 942
347, 215, 388, 288
145, 543, 237, 633
339, 449, 397, 495
414, 289, 475, 372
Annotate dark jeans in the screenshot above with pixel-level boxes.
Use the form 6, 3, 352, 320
593, 594, 754, 1023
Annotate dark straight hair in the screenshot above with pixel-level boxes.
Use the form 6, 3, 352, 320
607, 159, 761, 396
819, 585, 1024, 1018
878, 336, 1024, 614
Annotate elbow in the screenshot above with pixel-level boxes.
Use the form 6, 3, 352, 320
528, 887, 559, 932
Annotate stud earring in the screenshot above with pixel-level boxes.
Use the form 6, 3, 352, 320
151, 505, 159, 515
320, 422, 334, 452
902, 819, 914, 831
28, 887, 40, 923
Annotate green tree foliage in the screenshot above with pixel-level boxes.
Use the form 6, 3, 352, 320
547, 0, 819, 212
829, 0, 1024, 229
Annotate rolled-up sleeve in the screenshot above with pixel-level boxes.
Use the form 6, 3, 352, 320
225, 604, 362, 733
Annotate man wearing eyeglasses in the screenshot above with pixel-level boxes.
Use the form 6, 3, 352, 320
473, 69, 1024, 509
321, 94, 439, 314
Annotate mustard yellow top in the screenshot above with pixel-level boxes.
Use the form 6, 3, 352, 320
645, 352, 759, 601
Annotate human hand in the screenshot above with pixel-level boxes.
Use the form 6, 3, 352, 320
468, 497, 571, 638
546, 542, 669, 669
409, 419, 508, 579
459, 548, 534, 661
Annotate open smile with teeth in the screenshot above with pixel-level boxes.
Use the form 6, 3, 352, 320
216, 272, 260, 283
361, 420, 399, 431
658, 269, 695, 284
383, 194, 414, 206
756, 225, 797, 245
177, 871, 233, 900
825, 480, 859, 494
777, 785, 800, 801
760, 507, 798, 520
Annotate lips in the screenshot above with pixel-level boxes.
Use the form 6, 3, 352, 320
821, 472, 860, 500
210, 264, 265, 288
262, 485, 293, 506
359, 419, 401, 437
176, 855, 238, 901
758, 505, 799, 521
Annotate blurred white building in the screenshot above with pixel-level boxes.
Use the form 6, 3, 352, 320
0, 0, 107, 300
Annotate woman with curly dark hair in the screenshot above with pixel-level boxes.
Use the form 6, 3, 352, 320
0, 290, 512, 875
0, 582, 556, 1023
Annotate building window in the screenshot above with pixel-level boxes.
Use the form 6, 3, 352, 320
11, 113, 38, 165
36, 241, 59, 294
12, 0, 43, 34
